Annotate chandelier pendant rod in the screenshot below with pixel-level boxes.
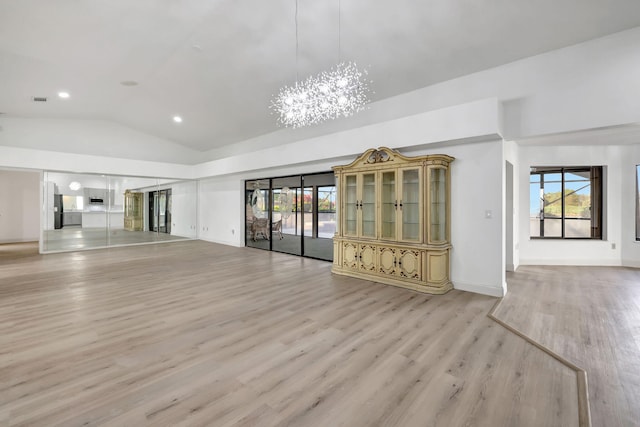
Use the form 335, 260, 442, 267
338, 0, 341, 63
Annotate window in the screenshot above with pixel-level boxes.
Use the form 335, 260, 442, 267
636, 165, 640, 241
530, 166, 602, 239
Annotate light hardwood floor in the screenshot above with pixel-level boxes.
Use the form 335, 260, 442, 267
0, 241, 586, 426
494, 265, 640, 427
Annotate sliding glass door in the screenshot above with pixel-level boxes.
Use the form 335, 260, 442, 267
302, 174, 336, 261
272, 176, 302, 256
244, 172, 335, 261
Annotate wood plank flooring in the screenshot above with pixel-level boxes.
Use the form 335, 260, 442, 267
0, 241, 581, 426
493, 265, 640, 427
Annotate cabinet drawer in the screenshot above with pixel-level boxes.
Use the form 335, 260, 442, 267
63, 212, 82, 225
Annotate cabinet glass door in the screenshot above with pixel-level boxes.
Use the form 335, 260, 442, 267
430, 167, 447, 242
361, 173, 376, 238
344, 174, 358, 236
401, 168, 421, 241
381, 170, 396, 240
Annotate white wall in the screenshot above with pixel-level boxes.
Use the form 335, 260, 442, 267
518, 144, 625, 266
193, 99, 503, 179
169, 181, 198, 238
621, 144, 640, 267
0, 170, 40, 243
199, 176, 244, 247
405, 141, 506, 297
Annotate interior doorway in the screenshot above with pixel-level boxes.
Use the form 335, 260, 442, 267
506, 161, 515, 271
149, 189, 172, 234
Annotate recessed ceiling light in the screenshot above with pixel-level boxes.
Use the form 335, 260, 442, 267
69, 181, 81, 191
173, 116, 183, 123
120, 81, 139, 86
58, 92, 70, 99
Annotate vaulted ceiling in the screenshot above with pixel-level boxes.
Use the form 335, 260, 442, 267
1, 0, 640, 154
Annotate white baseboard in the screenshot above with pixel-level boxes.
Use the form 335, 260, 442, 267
198, 237, 242, 248
519, 259, 620, 266
0, 238, 38, 244
454, 281, 506, 297
622, 259, 640, 269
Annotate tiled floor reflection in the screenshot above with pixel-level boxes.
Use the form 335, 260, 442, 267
43, 227, 188, 252
247, 233, 333, 261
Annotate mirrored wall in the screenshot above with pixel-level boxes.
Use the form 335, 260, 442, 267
43, 171, 197, 252
245, 172, 336, 261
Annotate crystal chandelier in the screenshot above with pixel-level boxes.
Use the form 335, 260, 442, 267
271, 0, 371, 128
271, 62, 370, 128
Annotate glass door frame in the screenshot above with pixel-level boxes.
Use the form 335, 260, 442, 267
272, 176, 303, 256
244, 171, 336, 261
149, 188, 172, 234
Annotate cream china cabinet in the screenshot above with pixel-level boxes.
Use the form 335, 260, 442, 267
332, 147, 454, 294
124, 190, 144, 231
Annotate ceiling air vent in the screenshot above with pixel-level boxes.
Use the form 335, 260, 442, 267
31, 96, 48, 102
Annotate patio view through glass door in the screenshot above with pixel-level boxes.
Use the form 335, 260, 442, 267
302, 173, 337, 260
244, 172, 335, 261
272, 176, 302, 256
149, 189, 171, 234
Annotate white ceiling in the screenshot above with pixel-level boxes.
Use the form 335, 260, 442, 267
1, 0, 640, 153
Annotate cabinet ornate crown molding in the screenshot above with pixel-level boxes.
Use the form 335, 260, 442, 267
332, 147, 454, 294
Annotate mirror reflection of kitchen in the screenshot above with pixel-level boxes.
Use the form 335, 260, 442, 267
42, 172, 197, 252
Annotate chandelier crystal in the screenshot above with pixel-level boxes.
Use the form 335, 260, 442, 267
271, 61, 370, 128
271, 0, 371, 128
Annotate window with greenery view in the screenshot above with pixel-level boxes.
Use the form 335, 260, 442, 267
530, 166, 602, 239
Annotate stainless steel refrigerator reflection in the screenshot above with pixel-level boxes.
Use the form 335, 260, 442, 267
54, 194, 63, 229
